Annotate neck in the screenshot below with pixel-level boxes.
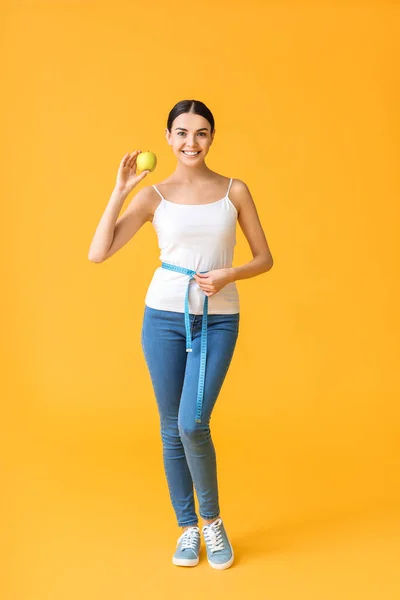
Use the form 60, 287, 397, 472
172, 160, 214, 183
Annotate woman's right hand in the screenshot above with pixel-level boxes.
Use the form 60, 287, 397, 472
115, 150, 151, 194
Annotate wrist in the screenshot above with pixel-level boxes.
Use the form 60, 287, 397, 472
228, 267, 236, 282
112, 186, 130, 200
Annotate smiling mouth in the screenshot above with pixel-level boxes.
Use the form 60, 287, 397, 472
182, 151, 201, 156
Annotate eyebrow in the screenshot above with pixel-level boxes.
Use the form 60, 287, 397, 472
174, 127, 209, 132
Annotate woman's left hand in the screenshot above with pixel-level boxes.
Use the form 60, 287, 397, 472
193, 268, 234, 297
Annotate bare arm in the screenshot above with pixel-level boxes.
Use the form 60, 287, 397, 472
88, 186, 153, 262
88, 150, 151, 262
231, 179, 274, 281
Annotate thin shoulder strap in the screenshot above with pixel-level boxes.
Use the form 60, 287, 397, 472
227, 177, 233, 196
152, 184, 164, 200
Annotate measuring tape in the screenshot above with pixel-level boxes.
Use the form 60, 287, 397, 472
161, 262, 209, 424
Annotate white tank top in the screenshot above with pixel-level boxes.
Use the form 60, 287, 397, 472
144, 177, 240, 315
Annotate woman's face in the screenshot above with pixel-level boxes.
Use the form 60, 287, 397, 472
166, 112, 214, 164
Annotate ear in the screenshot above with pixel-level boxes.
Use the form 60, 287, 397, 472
165, 128, 172, 146
210, 129, 215, 144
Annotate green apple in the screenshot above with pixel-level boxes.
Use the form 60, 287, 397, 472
136, 151, 157, 173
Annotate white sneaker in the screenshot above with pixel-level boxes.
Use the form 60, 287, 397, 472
202, 518, 234, 570
172, 526, 201, 567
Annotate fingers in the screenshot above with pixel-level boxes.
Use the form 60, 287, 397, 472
196, 280, 213, 291
137, 169, 151, 181
128, 150, 141, 167
122, 150, 142, 167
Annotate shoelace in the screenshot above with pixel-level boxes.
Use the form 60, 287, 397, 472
203, 518, 225, 552
178, 526, 200, 550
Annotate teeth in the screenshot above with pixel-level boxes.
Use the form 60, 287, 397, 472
183, 151, 200, 155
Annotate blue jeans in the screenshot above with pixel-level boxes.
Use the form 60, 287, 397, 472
141, 305, 240, 527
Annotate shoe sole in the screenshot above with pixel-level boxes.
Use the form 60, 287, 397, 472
172, 556, 199, 567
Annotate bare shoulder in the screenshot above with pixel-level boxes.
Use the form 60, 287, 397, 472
229, 178, 254, 215
132, 184, 163, 223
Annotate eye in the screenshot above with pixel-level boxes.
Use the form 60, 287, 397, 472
177, 131, 207, 136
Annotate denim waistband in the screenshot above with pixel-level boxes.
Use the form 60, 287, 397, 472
161, 262, 210, 424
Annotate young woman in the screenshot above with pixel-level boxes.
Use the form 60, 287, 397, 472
89, 99, 273, 569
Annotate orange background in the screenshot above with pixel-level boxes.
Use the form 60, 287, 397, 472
2, 1, 399, 598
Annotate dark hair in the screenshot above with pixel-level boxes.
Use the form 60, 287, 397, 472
166, 99, 215, 134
